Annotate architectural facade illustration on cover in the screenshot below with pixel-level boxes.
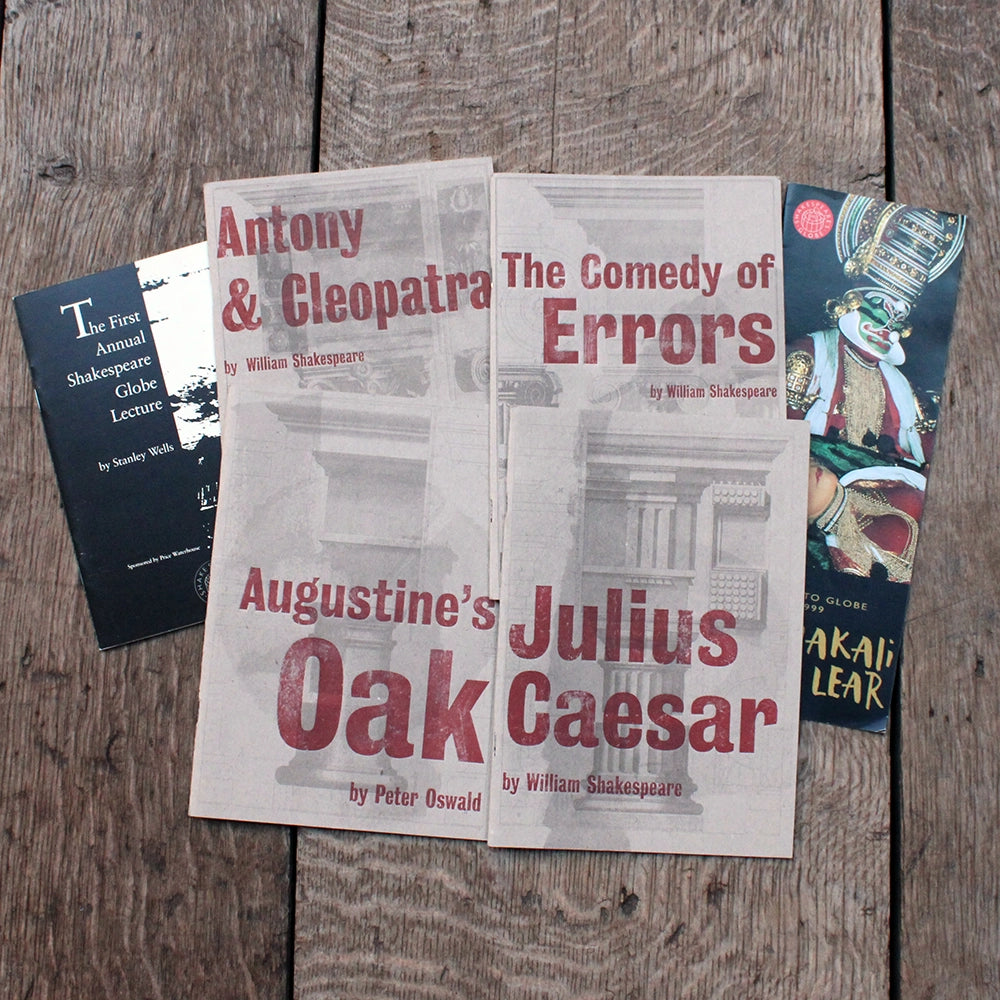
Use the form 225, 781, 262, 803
190, 161, 497, 839
575, 420, 778, 816
490, 409, 807, 857
489, 173, 786, 594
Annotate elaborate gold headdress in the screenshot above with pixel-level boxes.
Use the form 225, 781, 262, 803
826, 195, 965, 324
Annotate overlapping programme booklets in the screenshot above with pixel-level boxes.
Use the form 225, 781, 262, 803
486, 174, 807, 855
188, 159, 497, 839
186, 164, 809, 857
15, 161, 967, 848
489, 174, 793, 595
489, 407, 808, 856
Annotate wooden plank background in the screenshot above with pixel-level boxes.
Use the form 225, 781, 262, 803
893, 1, 1000, 996
0, 1, 995, 997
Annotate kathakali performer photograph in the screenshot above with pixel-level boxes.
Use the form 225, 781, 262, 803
786, 194, 965, 469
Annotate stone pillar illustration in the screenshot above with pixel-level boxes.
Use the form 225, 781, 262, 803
575, 423, 779, 815
271, 395, 432, 791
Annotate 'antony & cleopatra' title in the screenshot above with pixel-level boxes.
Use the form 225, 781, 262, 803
215, 203, 490, 334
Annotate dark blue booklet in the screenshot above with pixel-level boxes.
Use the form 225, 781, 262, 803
783, 185, 966, 730
15, 244, 220, 648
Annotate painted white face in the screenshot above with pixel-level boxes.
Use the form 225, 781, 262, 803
838, 290, 909, 365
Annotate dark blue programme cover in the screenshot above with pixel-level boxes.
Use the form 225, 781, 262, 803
15, 243, 220, 648
783, 186, 966, 730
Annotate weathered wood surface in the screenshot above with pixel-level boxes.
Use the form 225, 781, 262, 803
0, 3, 317, 997
0, 1, 995, 997
892, 1, 1000, 996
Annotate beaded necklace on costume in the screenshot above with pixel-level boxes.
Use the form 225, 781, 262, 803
840, 345, 886, 447
814, 479, 919, 583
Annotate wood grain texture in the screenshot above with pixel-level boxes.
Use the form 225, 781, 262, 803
891, 2, 1000, 996
294, 2, 892, 997
296, 723, 888, 999
0, 2, 317, 996
318, 0, 558, 171
549, 0, 887, 183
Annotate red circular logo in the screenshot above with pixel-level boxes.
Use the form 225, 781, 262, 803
792, 199, 835, 239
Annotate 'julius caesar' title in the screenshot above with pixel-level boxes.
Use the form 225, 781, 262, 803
503, 585, 778, 756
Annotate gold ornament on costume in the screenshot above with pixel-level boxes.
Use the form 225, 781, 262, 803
785, 350, 819, 411
814, 480, 920, 583
825, 289, 865, 323
841, 347, 886, 446
835, 195, 966, 309
913, 392, 938, 434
